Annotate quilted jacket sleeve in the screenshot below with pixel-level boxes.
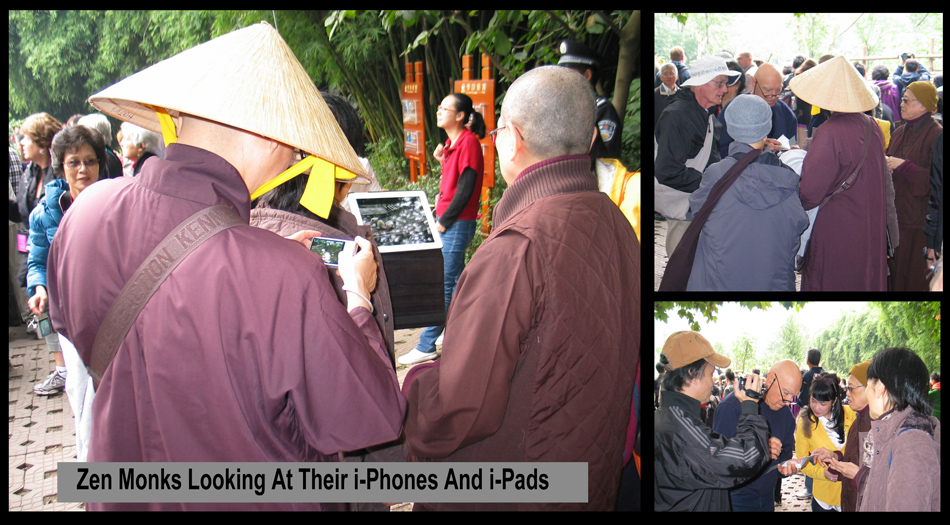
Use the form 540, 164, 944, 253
404, 230, 537, 458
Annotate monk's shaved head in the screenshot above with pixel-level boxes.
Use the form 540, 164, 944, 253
501, 65, 595, 159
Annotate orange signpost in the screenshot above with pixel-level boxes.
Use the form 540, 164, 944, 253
401, 61, 426, 183
454, 54, 496, 234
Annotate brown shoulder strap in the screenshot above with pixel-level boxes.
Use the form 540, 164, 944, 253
87, 205, 244, 389
818, 115, 873, 208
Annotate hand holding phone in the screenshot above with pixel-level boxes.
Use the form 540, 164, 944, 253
337, 236, 378, 309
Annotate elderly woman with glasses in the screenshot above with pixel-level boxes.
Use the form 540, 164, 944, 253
710, 359, 802, 511
718, 63, 799, 158
884, 81, 943, 291
26, 124, 105, 396
819, 360, 872, 512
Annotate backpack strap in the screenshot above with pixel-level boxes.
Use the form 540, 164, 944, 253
87, 205, 244, 389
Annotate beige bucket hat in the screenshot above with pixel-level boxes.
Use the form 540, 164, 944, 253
788, 55, 878, 113
88, 22, 367, 218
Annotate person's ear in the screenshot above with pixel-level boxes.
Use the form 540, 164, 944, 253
506, 122, 525, 160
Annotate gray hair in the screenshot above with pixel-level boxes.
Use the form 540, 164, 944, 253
501, 65, 595, 159
77, 113, 113, 146
120, 121, 162, 154
660, 62, 678, 75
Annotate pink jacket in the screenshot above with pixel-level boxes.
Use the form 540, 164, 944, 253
857, 406, 940, 511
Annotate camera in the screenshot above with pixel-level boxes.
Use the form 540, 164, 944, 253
34, 312, 54, 338
738, 376, 766, 400
309, 237, 355, 268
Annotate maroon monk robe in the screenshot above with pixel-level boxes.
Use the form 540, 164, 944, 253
886, 113, 942, 291
799, 112, 889, 291
47, 144, 406, 511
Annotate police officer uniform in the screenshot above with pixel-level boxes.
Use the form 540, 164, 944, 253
558, 39, 623, 159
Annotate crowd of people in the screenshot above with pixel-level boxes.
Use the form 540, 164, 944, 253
9, 23, 639, 511
655, 336, 941, 511
655, 46, 943, 292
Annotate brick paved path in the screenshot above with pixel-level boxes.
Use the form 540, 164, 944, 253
8, 324, 424, 511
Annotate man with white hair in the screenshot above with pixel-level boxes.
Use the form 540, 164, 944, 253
404, 65, 640, 511
655, 55, 740, 256
47, 23, 405, 510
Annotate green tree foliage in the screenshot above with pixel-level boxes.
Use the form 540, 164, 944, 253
654, 301, 805, 331
9, 11, 216, 121
11, 10, 639, 172
810, 302, 940, 374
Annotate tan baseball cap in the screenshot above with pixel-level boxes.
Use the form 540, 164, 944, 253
662, 331, 731, 370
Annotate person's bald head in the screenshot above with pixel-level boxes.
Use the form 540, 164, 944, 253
753, 63, 783, 107
762, 359, 803, 411
501, 65, 595, 162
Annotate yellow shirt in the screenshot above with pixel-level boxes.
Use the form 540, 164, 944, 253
795, 405, 857, 508
596, 159, 640, 243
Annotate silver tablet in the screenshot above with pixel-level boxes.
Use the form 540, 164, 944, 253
346, 191, 443, 253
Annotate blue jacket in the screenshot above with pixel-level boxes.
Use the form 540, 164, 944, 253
713, 391, 796, 499
27, 178, 70, 297
686, 142, 809, 291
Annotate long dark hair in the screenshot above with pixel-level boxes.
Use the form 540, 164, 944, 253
448, 93, 486, 139
867, 347, 933, 416
800, 372, 844, 439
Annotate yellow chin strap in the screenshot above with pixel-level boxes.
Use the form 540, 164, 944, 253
147, 105, 355, 220
148, 105, 178, 146
250, 155, 356, 219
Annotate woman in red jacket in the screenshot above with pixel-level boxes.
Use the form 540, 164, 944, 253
399, 93, 485, 366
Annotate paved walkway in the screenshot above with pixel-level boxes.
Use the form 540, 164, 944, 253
8, 323, 425, 511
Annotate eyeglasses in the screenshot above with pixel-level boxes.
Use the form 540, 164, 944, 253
844, 384, 865, 393
900, 97, 920, 105
437, 106, 458, 114
64, 158, 99, 169
488, 123, 525, 145
766, 375, 794, 406
756, 83, 782, 99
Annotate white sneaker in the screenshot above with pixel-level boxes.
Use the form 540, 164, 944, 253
435, 334, 444, 347
397, 348, 439, 366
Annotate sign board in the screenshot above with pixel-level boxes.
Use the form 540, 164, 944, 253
401, 61, 427, 182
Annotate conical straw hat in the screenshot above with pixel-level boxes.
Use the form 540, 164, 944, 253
89, 22, 368, 191
788, 55, 878, 113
